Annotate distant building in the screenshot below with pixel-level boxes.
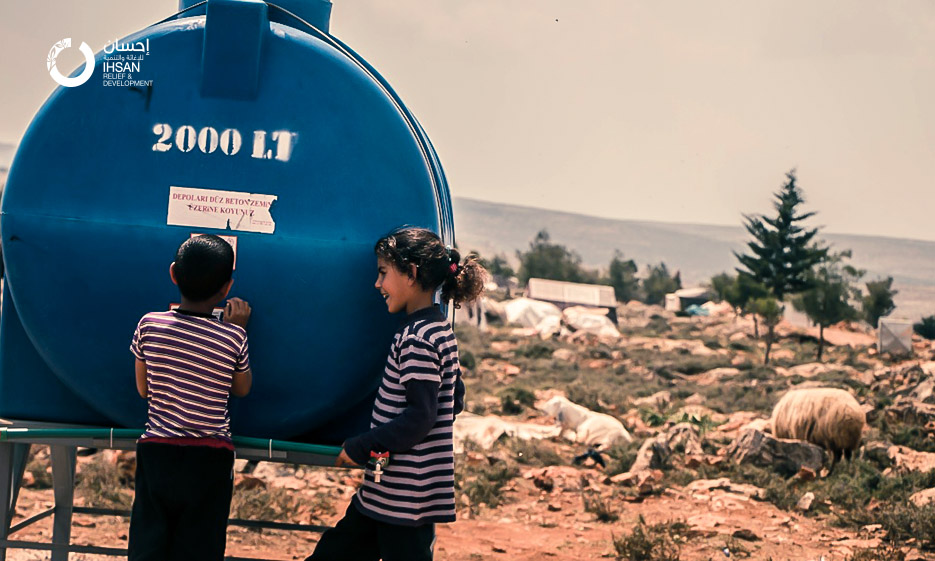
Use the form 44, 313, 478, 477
525, 278, 618, 322
664, 287, 712, 312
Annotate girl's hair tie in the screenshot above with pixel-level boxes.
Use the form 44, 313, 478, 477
449, 263, 458, 273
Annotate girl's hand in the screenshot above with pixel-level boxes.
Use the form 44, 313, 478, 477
336, 448, 358, 467
224, 298, 251, 328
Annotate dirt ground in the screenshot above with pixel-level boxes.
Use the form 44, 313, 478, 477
2, 472, 913, 561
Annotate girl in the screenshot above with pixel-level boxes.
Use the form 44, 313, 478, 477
306, 227, 486, 561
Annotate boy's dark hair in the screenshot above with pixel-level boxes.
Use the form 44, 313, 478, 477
174, 235, 235, 302
375, 227, 487, 307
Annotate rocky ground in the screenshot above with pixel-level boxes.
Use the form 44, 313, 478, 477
8, 301, 935, 560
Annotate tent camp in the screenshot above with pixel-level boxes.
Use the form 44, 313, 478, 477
525, 278, 618, 322
664, 287, 712, 312
879, 318, 914, 356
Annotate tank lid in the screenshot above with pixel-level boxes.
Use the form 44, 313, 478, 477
179, 0, 333, 33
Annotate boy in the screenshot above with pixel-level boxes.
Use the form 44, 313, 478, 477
128, 234, 252, 561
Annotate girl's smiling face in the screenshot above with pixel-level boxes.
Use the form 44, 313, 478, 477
375, 257, 414, 314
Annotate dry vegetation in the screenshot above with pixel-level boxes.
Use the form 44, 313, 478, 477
10, 302, 935, 560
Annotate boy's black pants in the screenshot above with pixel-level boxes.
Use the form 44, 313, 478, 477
306, 502, 435, 561
128, 441, 234, 561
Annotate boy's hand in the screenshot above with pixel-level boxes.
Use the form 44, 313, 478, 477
224, 298, 251, 328
335, 448, 359, 467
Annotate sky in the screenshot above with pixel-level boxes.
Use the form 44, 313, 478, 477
1, 1, 933, 241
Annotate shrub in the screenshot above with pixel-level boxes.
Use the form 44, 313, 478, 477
460, 350, 476, 370
25, 447, 52, 489
460, 463, 519, 510
504, 437, 562, 467
75, 455, 132, 509
583, 491, 619, 522
230, 486, 299, 521
613, 516, 686, 561
915, 316, 935, 340
499, 387, 536, 415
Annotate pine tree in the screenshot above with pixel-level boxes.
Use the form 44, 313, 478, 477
735, 169, 828, 301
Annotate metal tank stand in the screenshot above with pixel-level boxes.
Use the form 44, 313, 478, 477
0, 420, 345, 561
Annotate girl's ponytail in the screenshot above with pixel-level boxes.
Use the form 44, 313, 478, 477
441, 248, 486, 307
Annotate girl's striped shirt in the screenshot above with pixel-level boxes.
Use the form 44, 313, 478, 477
352, 306, 461, 526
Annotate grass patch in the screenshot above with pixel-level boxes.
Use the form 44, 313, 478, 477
498, 386, 536, 415
503, 437, 563, 467
25, 447, 52, 489
613, 516, 687, 561
583, 491, 619, 522
456, 462, 519, 512
230, 486, 299, 521
75, 455, 132, 509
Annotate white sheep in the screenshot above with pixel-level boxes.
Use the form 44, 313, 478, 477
539, 395, 633, 449
770, 387, 865, 468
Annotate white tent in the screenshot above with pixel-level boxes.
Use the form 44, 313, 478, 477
503, 297, 562, 328
879, 318, 914, 356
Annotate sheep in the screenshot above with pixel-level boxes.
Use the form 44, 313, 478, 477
770, 387, 865, 468
539, 395, 633, 449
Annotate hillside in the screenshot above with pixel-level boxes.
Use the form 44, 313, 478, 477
454, 197, 935, 322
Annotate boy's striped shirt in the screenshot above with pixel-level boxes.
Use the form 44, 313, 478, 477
131, 310, 249, 442
354, 306, 461, 526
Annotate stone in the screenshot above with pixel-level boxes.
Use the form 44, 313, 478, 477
726, 429, 825, 476
632, 390, 671, 408
663, 422, 705, 456
685, 478, 765, 500
888, 445, 935, 473
732, 528, 760, 541
910, 488, 935, 507
533, 473, 555, 492
796, 491, 815, 512
551, 348, 576, 362
795, 466, 817, 482
629, 436, 671, 472
234, 474, 267, 490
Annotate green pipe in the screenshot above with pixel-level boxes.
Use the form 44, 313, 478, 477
0, 427, 341, 457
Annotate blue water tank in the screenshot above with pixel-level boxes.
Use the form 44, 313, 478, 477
0, 0, 453, 442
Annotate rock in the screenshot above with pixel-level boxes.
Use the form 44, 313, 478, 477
234, 474, 267, 490
732, 528, 760, 541
795, 466, 817, 481
693, 367, 740, 386
608, 469, 663, 491
674, 405, 728, 425
885, 398, 935, 425
547, 502, 562, 512
910, 488, 935, 507
685, 478, 765, 500
862, 441, 894, 469
632, 390, 671, 409
533, 473, 555, 492
796, 491, 815, 512
684, 393, 705, 405
888, 445, 935, 473
21, 471, 35, 488
630, 436, 671, 472
551, 348, 576, 362
726, 429, 825, 476
662, 423, 704, 456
